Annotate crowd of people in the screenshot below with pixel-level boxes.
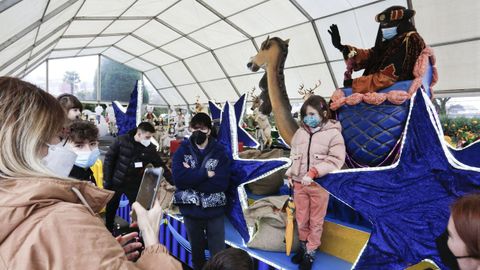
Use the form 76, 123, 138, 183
0, 5, 479, 270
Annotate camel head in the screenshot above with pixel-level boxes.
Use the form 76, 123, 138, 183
247, 36, 290, 72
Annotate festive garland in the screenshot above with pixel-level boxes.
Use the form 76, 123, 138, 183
330, 46, 438, 111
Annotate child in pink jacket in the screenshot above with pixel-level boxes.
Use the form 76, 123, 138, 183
286, 95, 346, 270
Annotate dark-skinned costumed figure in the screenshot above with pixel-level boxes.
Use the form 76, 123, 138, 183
329, 5, 426, 93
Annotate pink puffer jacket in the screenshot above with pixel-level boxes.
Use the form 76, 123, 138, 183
286, 120, 346, 182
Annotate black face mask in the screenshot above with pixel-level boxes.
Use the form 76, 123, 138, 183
191, 130, 207, 145
435, 229, 475, 270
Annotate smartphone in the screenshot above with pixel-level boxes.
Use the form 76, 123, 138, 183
131, 167, 163, 222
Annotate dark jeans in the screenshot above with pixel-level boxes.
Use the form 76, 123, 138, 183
105, 186, 138, 233
183, 215, 226, 270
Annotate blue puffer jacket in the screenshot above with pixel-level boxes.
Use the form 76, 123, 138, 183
172, 138, 231, 218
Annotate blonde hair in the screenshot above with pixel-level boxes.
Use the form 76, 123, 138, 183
0, 77, 66, 178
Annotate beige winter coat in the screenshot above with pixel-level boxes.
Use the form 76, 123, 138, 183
0, 178, 181, 270
286, 120, 346, 181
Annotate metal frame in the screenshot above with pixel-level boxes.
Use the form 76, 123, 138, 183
158, 66, 190, 106
0, 0, 22, 13
181, 59, 211, 100
289, 0, 339, 88
0, 0, 82, 51
142, 73, 170, 106
109, 45, 188, 106
4, 0, 479, 104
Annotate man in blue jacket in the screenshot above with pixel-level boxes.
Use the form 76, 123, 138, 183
172, 113, 231, 270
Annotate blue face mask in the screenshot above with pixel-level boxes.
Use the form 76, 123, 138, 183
74, 148, 100, 168
303, 115, 321, 128
381, 26, 397, 40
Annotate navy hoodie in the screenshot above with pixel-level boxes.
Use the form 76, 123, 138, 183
172, 137, 231, 218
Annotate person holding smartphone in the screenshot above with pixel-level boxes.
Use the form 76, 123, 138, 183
172, 113, 232, 270
0, 77, 181, 269
103, 122, 171, 233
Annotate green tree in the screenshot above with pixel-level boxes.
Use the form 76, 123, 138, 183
63, 71, 81, 94
98, 57, 149, 104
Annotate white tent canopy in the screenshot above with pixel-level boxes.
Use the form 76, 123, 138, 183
0, 0, 479, 106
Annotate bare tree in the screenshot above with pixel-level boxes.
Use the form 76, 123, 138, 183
433, 97, 451, 116
63, 71, 81, 94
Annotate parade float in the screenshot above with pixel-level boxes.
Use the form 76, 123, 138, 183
108, 26, 480, 270
245, 32, 480, 269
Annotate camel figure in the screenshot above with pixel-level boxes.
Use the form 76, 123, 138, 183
247, 36, 299, 145
249, 87, 272, 148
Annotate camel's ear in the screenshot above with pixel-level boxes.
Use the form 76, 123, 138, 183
284, 38, 290, 44
265, 35, 270, 43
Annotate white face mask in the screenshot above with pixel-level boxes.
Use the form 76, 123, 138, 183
74, 148, 100, 168
140, 139, 151, 147
42, 143, 77, 177
381, 26, 398, 40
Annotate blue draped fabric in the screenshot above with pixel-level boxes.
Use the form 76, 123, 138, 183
449, 142, 480, 168
234, 94, 259, 148
217, 102, 291, 242
317, 90, 480, 269
208, 101, 221, 124
209, 95, 259, 148
112, 81, 138, 135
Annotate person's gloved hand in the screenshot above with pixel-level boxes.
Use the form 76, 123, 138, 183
328, 24, 345, 52
343, 79, 353, 88
132, 200, 162, 247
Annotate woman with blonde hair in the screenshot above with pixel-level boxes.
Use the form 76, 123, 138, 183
0, 77, 181, 270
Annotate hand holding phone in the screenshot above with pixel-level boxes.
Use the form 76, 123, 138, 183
132, 201, 162, 247
131, 167, 163, 222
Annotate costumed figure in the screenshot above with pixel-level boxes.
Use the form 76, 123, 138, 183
163, 123, 176, 152
286, 95, 345, 270
328, 6, 426, 93
144, 105, 158, 124
175, 112, 186, 139
327, 5, 437, 167
191, 95, 206, 116
249, 87, 272, 149
105, 103, 117, 136
158, 115, 165, 126
154, 123, 165, 150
